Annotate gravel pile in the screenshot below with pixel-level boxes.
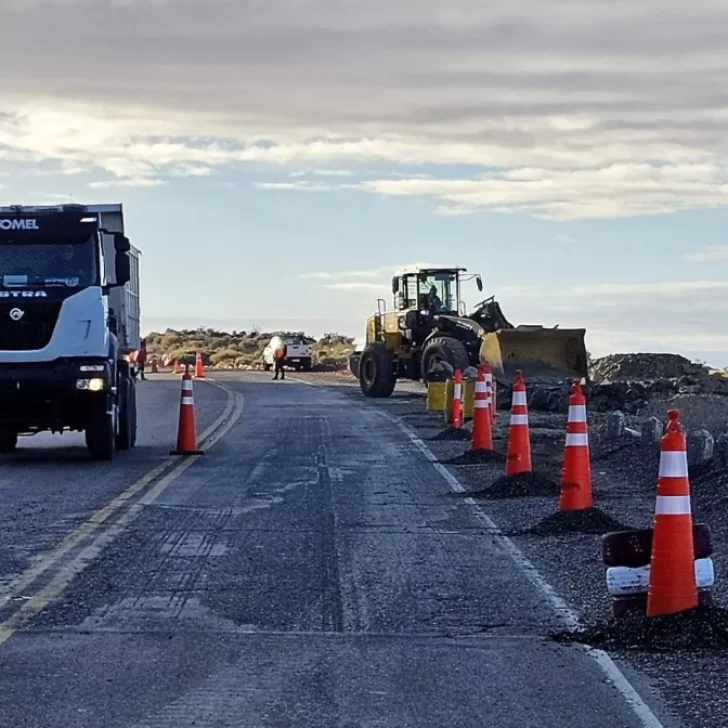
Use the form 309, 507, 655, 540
476, 472, 561, 499
558, 606, 728, 651
528, 507, 630, 535
591, 353, 709, 382
441, 450, 505, 466
430, 427, 472, 442
588, 354, 728, 414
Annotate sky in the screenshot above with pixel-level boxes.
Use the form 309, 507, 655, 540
2, 0, 728, 365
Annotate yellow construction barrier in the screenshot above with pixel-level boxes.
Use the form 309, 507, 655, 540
442, 379, 474, 421
427, 381, 448, 412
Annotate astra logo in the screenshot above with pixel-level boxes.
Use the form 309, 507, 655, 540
0, 291, 48, 298
0, 219, 39, 231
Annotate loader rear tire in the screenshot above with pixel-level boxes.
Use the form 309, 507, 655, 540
359, 343, 396, 398
421, 336, 470, 382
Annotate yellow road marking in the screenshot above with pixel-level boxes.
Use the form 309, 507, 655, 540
0, 378, 238, 613
0, 388, 244, 646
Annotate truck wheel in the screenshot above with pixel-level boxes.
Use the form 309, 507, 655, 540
302, 359, 312, 372
116, 377, 133, 451
421, 336, 470, 383
0, 430, 18, 454
359, 343, 396, 398
86, 398, 116, 461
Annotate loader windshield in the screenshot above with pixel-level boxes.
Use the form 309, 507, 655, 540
419, 272, 458, 313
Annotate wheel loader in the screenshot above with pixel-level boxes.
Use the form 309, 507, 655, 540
349, 266, 588, 398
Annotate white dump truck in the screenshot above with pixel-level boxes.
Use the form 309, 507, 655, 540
0, 203, 141, 460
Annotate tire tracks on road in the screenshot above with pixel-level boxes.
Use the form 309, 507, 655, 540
0, 379, 244, 647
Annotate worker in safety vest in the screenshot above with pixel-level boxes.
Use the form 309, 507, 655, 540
273, 340, 288, 381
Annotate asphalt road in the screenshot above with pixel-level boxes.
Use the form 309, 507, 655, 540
0, 373, 670, 727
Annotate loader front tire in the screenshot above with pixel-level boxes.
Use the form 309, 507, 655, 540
421, 336, 471, 382
359, 343, 396, 398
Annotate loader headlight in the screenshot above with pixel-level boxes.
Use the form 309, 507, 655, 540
77, 378, 105, 391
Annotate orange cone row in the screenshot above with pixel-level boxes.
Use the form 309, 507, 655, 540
559, 380, 592, 512
471, 366, 493, 452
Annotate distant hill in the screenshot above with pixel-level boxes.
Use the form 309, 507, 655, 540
145, 328, 355, 371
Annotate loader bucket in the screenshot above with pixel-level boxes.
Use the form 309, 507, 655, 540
479, 327, 588, 384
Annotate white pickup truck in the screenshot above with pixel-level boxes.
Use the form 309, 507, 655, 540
263, 335, 312, 372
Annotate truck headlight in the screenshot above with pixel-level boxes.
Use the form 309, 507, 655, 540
77, 378, 105, 391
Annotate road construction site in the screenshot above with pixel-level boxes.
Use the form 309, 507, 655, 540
0, 362, 726, 727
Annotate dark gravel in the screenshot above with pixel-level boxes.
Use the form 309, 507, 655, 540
441, 450, 505, 466
476, 472, 560, 499
430, 427, 472, 442
527, 507, 631, 535
557, 605, 728, 652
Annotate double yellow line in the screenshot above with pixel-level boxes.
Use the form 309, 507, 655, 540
0, 379, 244, 646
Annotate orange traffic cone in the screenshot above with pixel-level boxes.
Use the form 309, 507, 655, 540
471, 367, 493, 451
195, 351, 205, 379
558, 379, 592, 511
451, 368, 463, 429
647, 409, 698, 617
506, 370, 532, 476
173, 361, 181, 376
170, 367, 205, 456
484, 366, 497, 424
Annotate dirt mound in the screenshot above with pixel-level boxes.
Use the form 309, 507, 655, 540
476, 472, 560, 498
557, 606, 728, 651
430, 427, 471, 442
591, 353, 708, 383
528, 507, 630, 535
441, 450, 505, 466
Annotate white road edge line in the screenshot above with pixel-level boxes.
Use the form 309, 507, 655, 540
384, 413, 666, 728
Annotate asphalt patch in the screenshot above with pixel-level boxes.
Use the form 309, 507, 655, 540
555, 605, 728, 652
441, 450, 505, 466
464, 472, 560, 499
528, 507, 630, 535
430, 427, 472, 442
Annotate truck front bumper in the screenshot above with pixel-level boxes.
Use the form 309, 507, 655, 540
0, 359, 113, 432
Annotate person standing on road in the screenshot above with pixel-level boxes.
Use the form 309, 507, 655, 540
137, 338, 148, 381
273, 339, 288, 381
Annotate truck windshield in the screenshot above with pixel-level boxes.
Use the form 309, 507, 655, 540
0, 236, 98, 288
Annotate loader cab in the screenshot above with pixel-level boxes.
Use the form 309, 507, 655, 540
392, 267, 468, 316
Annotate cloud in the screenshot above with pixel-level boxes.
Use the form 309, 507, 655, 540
289, 168, 355, 178
684, 246, 728, 262
253, 180, 334, 192
0, 1, 728, 216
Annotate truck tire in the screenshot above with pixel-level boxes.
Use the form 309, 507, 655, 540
0, 430, 18, 454
421, 336, 470, 383
301, 359, 312, 372
116, 377, 133, 451
359, 343, 396, 398
86, 397, 116, 461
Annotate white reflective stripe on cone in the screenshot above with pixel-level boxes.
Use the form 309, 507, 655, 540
474, 400, 488, 409
512, 391, 527, 406
475, 381, 487, 393
565, 433, 588, 447
453, 384, 462, 399
510, 414, 529, 426
182, 396, 195, 405
655, 494, 692, 515
568, 404, 587, 422
606, 558, 714, 597
659, 451, 689, 478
